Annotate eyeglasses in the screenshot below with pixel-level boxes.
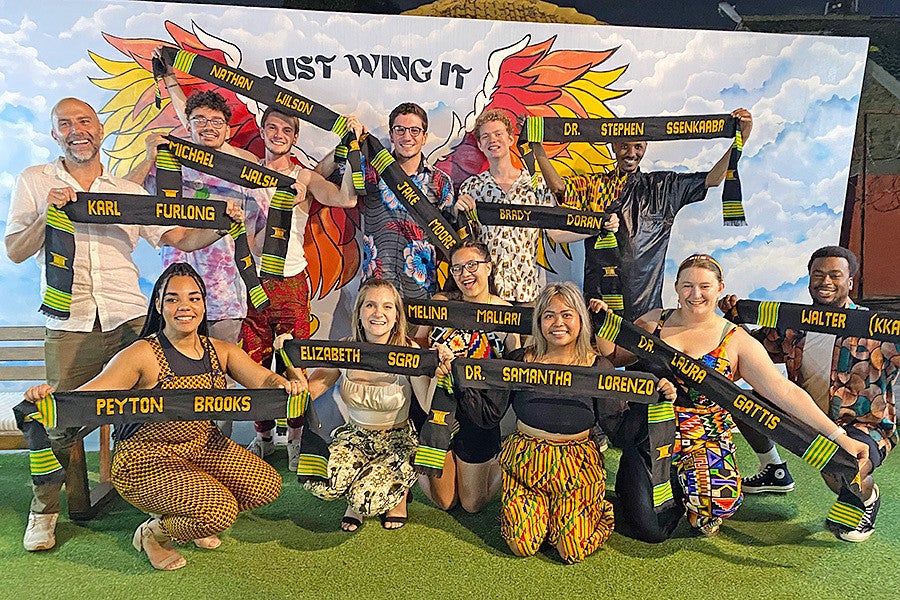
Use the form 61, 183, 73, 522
450, 260, 490, 276
189, 116, 227, 129
390, 125, 424, 137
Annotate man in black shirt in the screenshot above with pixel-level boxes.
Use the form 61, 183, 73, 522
534, 108, 752, 320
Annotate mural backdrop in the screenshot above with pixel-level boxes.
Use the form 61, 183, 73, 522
0, 0, 868, 336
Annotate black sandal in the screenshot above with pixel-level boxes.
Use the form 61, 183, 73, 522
380, 514, 408, 530
340, 515, 362, 532
381, 490, 411, 529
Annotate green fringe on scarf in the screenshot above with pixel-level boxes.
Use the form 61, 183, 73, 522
14, 387, 307, 485
39, 206, 76, 318
158, 47, 464, 259
593, 310, 861, 496
732, 299, 900, 344
520, 114, 747, 227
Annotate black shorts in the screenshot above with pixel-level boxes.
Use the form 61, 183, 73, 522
453, 406, 501, 464
409, 396, 428, 431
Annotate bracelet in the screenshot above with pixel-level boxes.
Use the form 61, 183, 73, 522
827, 426, 847, 441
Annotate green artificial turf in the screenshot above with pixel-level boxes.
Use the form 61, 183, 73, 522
0, 435, 895, 600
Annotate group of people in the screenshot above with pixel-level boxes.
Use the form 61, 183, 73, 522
5, 71, 895, 569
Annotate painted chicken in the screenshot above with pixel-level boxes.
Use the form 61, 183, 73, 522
430, 34, 630, 267
432, 35, 629, 185
90, 24, 628, 290
90, 21, 359, 300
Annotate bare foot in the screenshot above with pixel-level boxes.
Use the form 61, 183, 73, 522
340, 506, 363, 532
132, 518, 186, 571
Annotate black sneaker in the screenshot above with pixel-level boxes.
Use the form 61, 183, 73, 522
742, 462, 794, 494
831, 485, 880, 542
590, 425, 609, 452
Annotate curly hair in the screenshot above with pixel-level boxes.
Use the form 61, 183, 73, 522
808, 245, 859, 276
389, 102, 428, 131
184, 89, 232, 123
474, 108, 513, 138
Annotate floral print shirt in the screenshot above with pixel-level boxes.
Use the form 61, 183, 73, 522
460, 169, 554, 303
360, 155, 455, 300
755, 303, 899, 455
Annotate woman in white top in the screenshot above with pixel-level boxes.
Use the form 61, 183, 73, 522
304, 279, 451, 531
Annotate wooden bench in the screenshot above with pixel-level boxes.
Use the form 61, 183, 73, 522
0, 326, 114, 520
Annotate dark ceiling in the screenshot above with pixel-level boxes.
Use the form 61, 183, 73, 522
148, 0, 899, 29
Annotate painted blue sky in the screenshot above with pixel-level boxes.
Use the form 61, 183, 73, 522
0, 1, 868, 325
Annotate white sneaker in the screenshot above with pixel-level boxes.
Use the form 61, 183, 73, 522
247, 436, 275, 459
288, 439, 302, 472
23, 512, 58, 551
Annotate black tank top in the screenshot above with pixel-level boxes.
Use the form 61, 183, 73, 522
113, 333, 224, 441
154, 332, 217, 381
506, 347, 603, 435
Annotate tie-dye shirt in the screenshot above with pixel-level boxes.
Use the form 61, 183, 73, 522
147, 165, 263, 321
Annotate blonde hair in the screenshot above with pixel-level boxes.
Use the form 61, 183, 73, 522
351, 279, 410, 346
530, 282, 596, 365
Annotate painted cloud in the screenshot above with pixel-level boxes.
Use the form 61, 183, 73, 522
0, 1, 867, 326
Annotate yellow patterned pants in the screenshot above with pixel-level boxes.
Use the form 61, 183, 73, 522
499, 431, 614, 564
111, 420, 282, 543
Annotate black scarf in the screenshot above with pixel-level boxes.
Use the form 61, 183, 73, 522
278, 339, 439, 482
405, 299, 532, 335
732, 300, 900, 343
280, 339, 439, 375
39, 192, 247, 318
518, 114, 743, 316
472, 202, 606, 235
14, 388, 305, 485
450, 357, 658, 398
518, 114, 744, 226
159, 136, 301, 283
592, 310, 862, 495
416, 359, 678, 513
158, 47, 466, 259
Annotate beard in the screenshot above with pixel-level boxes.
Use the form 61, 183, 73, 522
64, 137, 100, 164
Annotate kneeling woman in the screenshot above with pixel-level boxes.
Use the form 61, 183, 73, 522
595, 254, 869, 541
415, 240, 519, 513
460, 282, 675, 563
26, 263, 306, 570
304, 279, 447, 531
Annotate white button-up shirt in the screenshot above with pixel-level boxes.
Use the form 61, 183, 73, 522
6, 158, 172, 332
